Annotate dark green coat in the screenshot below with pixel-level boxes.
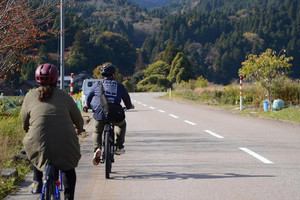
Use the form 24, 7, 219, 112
21, 88, 83, 171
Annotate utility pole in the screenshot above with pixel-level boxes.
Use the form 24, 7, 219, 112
60, 0, 65, 90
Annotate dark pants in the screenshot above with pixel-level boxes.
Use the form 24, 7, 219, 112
33, 166, 76, 200
93, 119, 126, 152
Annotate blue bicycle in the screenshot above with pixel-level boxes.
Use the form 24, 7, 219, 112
41, 164, 63, 200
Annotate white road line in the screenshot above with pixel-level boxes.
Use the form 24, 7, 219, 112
169, 114, 179, 118
149, 106, 155, 109
142, 104, 147, 106
204, 130, 224, 139
239, 147, 273, 164
184, 120, 197, 125
137, 101, 141, 104
158, 110, 165, 113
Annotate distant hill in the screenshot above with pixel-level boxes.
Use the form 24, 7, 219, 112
127, 0, 176, 8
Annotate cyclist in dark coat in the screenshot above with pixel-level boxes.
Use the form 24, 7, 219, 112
21, 63, 83, 200
83, 64, 134, 165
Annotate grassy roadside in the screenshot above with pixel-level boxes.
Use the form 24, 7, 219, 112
0, 97, 31, 200
238, 107, 300, 123
0, 114, 31, 199
163, 91, 300, 124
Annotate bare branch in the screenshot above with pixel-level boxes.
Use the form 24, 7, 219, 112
0, 0, 57, 80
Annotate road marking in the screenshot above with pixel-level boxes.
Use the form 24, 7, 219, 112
137, 101, 141, 104
204, 130, 224, 139
149, 106, 155, 109
239, 147, 273, 164
169, 114, 179, 118
142, 104, 147, 106
184, 120, 197, 125
158, 110, 165, 113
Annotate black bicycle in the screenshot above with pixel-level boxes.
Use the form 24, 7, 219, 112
41, 164, 62, 200
100, 121, 115, 179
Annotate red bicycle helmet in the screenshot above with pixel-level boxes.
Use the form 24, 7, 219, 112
35, 63, 58, 86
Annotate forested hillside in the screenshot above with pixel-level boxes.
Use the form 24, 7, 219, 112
128, 0, 174, 8
144, 0, 300, 84
15, 0, 300, 90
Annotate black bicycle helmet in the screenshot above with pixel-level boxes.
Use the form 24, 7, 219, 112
100, 64, 116, 77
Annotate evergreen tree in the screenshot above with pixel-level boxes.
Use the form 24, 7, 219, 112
160, 41, 179, 65
66, 30, 89, 73
168, 52, 194, 83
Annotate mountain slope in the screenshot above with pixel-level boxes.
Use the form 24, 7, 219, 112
127, 0, 176, 8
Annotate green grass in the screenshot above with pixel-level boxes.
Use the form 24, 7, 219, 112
239, 107, 300, 122
165, 91, 300, 123
0, 161, 31, 199
0, 97, 30, 200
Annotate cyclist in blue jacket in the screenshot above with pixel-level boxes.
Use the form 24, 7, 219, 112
84, 64, 134, 165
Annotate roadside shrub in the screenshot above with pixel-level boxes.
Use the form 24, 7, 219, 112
137, 75, 171, 92
171, 77, 299, 110
123, 80, 134, 92
272, 78, 300, 105
0, 116, 25, 167
221, 85, 239, 105
175, 76, 208, 90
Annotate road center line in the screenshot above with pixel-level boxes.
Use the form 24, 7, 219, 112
239, 147, 273, 164
204, 130, 224, 139
142, 104, 147, 106
149, 106, 155, 109
158, 110, 165, 113
169, 114, 179, 118
184, 120, 197, 125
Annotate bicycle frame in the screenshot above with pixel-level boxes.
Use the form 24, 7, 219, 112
41, 164, 61, 200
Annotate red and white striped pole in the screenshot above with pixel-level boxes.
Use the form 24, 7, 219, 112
240, 76, 243, 111
70, 73, 74, 96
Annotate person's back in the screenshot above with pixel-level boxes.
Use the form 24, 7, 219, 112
87, 78, 132, 118
84, 64, 134, 165
22, 87, 82, 171
21, 63, 83, 200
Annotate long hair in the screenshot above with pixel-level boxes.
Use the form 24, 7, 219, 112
38, 85, 54, 101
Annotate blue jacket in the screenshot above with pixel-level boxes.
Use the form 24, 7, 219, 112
86, 78, 132, 121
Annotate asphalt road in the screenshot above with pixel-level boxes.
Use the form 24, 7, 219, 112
5, 92, 300, 200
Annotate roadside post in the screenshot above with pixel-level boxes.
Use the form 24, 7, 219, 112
240, 76, 243, 111
70, 73, 74, 96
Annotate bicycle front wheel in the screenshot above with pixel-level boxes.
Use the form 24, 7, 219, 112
105, 130, 112, 179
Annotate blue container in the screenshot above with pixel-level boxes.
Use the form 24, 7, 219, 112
262, 100, 269, 112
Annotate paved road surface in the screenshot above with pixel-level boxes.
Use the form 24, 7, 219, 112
5, 92, 300, 200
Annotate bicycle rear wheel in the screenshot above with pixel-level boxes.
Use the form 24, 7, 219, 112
41, 165, 60, 200
105, 130, 112, 179
42, 167, 56, 200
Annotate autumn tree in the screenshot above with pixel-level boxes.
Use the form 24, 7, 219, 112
239, 49, 293, 107
0, 0, 56, 85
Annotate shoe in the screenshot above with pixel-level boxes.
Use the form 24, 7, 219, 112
31, 181, 42, 194
115, 147, 125, 155
92, 148, 101, 165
